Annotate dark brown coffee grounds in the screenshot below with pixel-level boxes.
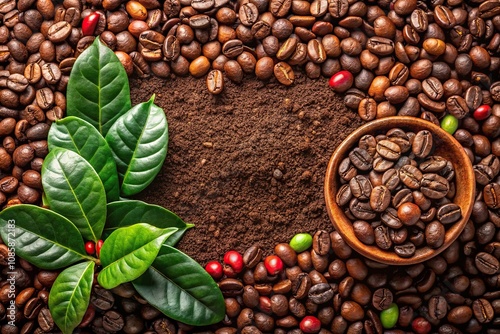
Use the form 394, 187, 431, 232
131, 73, 363, 264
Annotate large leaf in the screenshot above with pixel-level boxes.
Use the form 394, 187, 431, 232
105, 200, 193, 246
105, 95, 168, 196
0, 205, 89, 269
67, 38, 131, 136
48, 117, 120, 202
42, 148, 106, 242
49, 261, 95, 334
133, 245, 225, 326
97, 224, 177, 289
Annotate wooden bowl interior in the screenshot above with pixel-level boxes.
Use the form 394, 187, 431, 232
324, 117, 475, 265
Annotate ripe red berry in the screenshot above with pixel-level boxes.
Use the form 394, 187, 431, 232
328, 70, 353, 93
264, 255, 284, 275
473, 105, 491, 121
412, 317, 431, 334
223, 250, 244, 273
205, 260, 223, 280
300, 315, 321, 333
82, 12, 100, 36
85, 241, 95, 255
96, 239, 104, 257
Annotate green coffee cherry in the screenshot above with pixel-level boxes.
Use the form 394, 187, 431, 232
380, 303, 399, 329
289, 233, 313, 252
440, 114, 459, 135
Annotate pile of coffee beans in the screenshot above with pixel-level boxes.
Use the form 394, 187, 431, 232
0, 0, 500, 333
204, 231, 500, 334
336, 128, 462, 258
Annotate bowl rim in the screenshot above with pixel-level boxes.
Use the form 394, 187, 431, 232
324, 116, 476, 265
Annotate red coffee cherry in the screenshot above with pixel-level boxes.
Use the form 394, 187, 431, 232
328, 70, 353, 93
96, 239, 104, 257
223, 250, 244, 273
412, 317, 431, 334
205, 260, 223, 280
473, 105, 491, 121
264, 255, 284, 275
85, 241, 95, 255
300, 315, 321, 333
82, 12, 101, 36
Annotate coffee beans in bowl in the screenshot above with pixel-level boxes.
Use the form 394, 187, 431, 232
325, 117, 475, 265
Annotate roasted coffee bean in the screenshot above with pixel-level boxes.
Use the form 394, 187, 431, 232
308, 283, 333, 304
349, 147, 373, 171
91, 286, 115, 310
421, 174, 450, 200
428, 295, 448, 320
472, 298, 494, 324
436, 204, 462, 224
475, 252, 500, 275
273, 62, 294, 86
38, 307, 54, 332
394, 242, 416, 258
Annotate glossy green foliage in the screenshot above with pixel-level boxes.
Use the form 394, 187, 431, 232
0, 205, 88, 269
67, 38, 131, 136
105, 200, 193, 246
48, 116, 120, 202
42, 148, 106, 242
98, 224, 177, 289
49, 261, 95, 334
133, 245, 225, 326
105, 96, 168, 196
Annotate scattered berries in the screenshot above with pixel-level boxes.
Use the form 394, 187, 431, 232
473, 105, 491, 121
82, 12, 100, 36
205, 260, 223, 280
412, 317, 432, 334
264, 255, 284, 275
96, 239, 104, 257
223, 250, 244, 273
300, 315, 321, 333
85, 241, 95, 255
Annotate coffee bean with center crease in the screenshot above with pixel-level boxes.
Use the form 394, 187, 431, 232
370, 185, 391, 212
421, 173, 449, 199
475, 252, 500, 275
102, 310, 124, 332
273, 62, 295, 86
349, 147, 373, 171
328, 0, 348, 19
350, 175, 372, 200
38, 307, 54, 332
484, 183, 500, 209
350, 198, 376, 220
394, 242, 416, 258
91, 286, 115, 310
436, 203, 461, 224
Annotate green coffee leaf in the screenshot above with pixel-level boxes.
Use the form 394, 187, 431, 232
42, 148, 106, 242
105, 95, 168, 196
48, 117, 120, 202
49, 261, 95, 334
67, 38, 131, 136
0, 205, 89, 269
97, 224, 177, 289
133, 245, 225, 326
105, 200, 193, 246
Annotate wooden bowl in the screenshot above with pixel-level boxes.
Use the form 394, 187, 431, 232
324, 116, 475, 265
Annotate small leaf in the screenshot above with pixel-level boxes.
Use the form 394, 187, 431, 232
49, 261, 95, 334
105, 95, 168, 196
67, 38, 131, 136
97, 224, 177, 289
105, 200, 193, 246
0, 205, 89, 269
48, 117, 120, 202
42, 148, 106, 242
133, 245, 225, 326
